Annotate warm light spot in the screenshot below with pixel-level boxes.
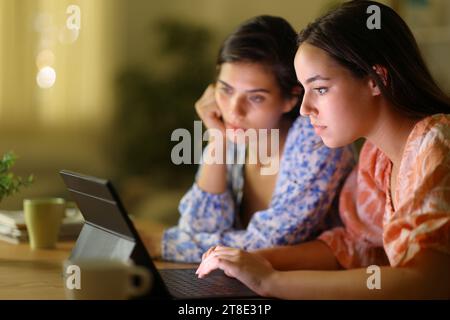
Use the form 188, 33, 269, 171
36, 66, 56, 89
33, 13, 52, 33
36, 50, 55, 69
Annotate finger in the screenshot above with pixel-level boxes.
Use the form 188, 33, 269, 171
205, 246, 217, 258
198, 246, 217, 273
197, 247, 233, 275
197, 253, 238, 278
212, 107, 222, 119
212, 246, 232, 252
213, 246, 241, 255
223, 269, 234, 278
206, 83, 216, 94
196, 252, 218, 275
201, 248, 210, 261
197, 252, 233, 277
200, 84, 216, 102
217, 258, 239, 279
200, 105, 224, 130
197, 257, 220, 278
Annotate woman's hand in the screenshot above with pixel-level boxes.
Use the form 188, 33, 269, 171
195, 84, 226, 135
195, 246, 276, 297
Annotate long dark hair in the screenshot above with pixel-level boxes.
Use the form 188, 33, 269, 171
217, 15, 301, 119
297, 0, 450, 118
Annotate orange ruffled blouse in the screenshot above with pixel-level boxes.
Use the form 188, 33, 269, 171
319, 113, 450, 268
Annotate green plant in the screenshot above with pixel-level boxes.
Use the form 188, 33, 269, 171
0, 152, 34, 202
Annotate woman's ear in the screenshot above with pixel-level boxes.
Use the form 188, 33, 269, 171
369, 65, 389, 96
282, 86, 302, 113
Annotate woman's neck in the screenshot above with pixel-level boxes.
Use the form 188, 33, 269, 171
366, 105, 420, 168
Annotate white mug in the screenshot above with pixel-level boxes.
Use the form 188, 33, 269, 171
63, 259, 152, 300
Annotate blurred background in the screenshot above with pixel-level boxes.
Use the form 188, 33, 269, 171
0, 0, 449, 226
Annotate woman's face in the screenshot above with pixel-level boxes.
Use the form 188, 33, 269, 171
294, 43, 380, 148
215, 62, 295, 141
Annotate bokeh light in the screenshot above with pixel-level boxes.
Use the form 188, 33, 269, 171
36, 49, 55, 69
36, 66, 56, 89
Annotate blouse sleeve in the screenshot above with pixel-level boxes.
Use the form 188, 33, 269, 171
174, 142, 244, 234
163, 172, 239, 262
176, 183, 235, 234
162, 118, 355, 262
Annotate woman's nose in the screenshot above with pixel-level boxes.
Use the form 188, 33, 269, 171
300, 96, 314, 117
229, 96, 246, 119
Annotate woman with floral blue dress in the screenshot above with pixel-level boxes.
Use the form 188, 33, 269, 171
160, 15, 355, 262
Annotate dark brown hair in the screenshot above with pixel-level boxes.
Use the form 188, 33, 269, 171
297, 0, 450, 118
217, 15, 301, 119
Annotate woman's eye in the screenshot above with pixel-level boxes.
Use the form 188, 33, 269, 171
249, 95, 265, 103
220, 86, 233, 95
314, 87, 328, 95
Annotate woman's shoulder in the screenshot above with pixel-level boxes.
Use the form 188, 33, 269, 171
359, 113, 450, 162
401, 113, 450, 177
412, 113, 450, 133
407, 113, 450, 148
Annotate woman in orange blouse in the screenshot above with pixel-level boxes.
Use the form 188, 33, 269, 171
196, 0, 450, 299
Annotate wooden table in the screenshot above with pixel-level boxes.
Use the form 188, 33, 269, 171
0, 220, 197, 299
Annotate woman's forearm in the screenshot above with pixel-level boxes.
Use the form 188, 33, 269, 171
197, 162, 227, 194
197, 140, 227, 194
264, 250, 450, 299
254, 240, 341, 271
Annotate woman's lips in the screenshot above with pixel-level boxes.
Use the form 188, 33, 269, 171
225, 122, 245, 131
312, 124, 327, 135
